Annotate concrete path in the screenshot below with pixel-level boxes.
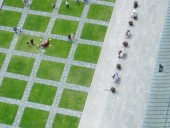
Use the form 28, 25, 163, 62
79, 0, 168, 128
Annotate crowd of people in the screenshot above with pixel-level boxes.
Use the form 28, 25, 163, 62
112, 1, 139, 86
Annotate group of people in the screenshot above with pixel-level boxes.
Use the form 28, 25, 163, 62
112, 1, 139, 83
26, 38, 51, 51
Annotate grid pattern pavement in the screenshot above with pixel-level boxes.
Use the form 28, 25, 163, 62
0, 0, 114, 128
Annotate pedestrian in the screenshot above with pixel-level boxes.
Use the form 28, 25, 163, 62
30, 39, 34, 45
13, 27, 17, 34
129, 21, 133, 26
66, 1, 69, 8
52, 2, 55, 9
23, 0, 28, 7
159, 64, 164, 72
68, 34, 72, 42
17, 27, 22, 34
134, 1, 138, 9
84, 0, 87, 3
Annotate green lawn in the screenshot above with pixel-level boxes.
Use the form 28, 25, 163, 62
58, 0, 85, 17
0, 77, 27, 100
0, 31, 14, 48
52, 114, 80, 128
51, 19, 79, 36
28, 83, 57, 105
36, 60, 65, 81
7, 55, 35, 76
15, 34, 42, 53
44, 39, 72, 58
23, 14, 50, 32
74, 44, 101, 63
87, 4, 113, 21
59, 89, 87, 111
19, 107, 49, 128
3, 0, 24, 8
67, 65, 94, 87
0, 53, 6, 69
0, 10, 21, 27
104, 0, 116, 2
30, 0, 55, 12
0, 102, 18, 125
81, 23, 107, 42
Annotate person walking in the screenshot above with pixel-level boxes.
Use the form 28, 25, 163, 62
52, 2, 56, 9
68, 34, 72, 42
13, 27, 17, 34
66, 1, 69, 8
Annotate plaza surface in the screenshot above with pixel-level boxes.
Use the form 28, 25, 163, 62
79, 0, 169, 128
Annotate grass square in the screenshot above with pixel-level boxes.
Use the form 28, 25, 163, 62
51, 19, 79, 36
52, 114, 80, 128
105, 0, 116, 2
81, 23, 107, 42
0, 10, 21, 27
36, 60, 65, 81
58, 0, 85, 17
0, 30, 14, 48
44, 39, 72, 58
74, 44, 101, 63
28, 83, 57, 105
59, 89, 87, 111
0, 77, 27, 100
67, 65, 94, 87
3, 0, 24, 8
19, 107, 49, 128
23, 14, 50, 32
7, 55, 35, 76
87, 4, 113, 21
15, 34, 42, 53
30, 0, 55, 12
0, 53, 6, 69
0, 102, 18, 125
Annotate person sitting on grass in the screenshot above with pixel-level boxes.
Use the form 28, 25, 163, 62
40, 39, 51, 48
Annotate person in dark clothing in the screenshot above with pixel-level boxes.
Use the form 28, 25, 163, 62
52, 2, 55, 8
159, 64, 164, 72
30, 39, 34, 45
68, 34, 72, 42
13, 27, 17, 33
134, 1, 138, 8
129, 21, 133, 26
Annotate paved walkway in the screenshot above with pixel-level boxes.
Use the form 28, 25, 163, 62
0, 0, 113, 128
79, 0, 168, 128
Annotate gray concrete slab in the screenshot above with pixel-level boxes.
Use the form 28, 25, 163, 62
79, 0, 168, 128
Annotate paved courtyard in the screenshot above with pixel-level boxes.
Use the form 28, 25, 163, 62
79, 0, 168, 128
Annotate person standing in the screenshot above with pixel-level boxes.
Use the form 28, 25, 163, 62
30, 39, 34, 45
